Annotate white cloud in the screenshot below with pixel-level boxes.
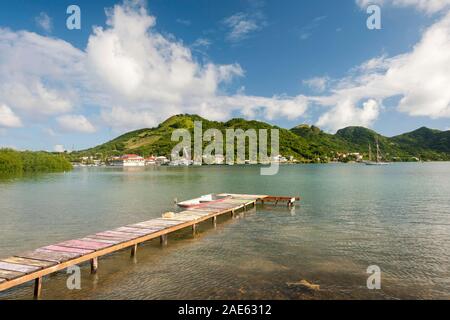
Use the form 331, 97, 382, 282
223, 12, 263, 42
356, 0, 450, 14
2, 0, 449, 138
35, 12, 52, 32
192, 38, 211, 49
57, 115, 96, 133
313, 12, 450, 131
303, 76, 329, 92
0, 104, 22, 128
0, 28, 84, 119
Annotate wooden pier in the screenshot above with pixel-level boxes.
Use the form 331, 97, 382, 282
0, 194, 299, 298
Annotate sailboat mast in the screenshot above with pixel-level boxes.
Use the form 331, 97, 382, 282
376, 138, 381, 163
368, 143, 372, 162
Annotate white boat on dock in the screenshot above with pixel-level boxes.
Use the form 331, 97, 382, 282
177, 194, 231, 208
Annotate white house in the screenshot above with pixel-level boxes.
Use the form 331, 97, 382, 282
111, 154, 145, 167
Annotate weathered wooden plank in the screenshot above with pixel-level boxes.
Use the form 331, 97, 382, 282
57, 239, 112, 251
181, 210, 212, 216
16, 249, 80, 263
0, 278, 6, 284
0, 261, 42, 274
0, 269, 25, 280
149, 218, 183, 225
221, 199, 251, 204
218, 193, 267, 199
2, 257, 57, 268
82, 237, 123, 244
181, 213, 209, 218
95, 231, 140, 239
186, 207, 219, 213
114, 227, 157, 235
42, 245, 94, 255
203, 203, 237, 209
126, 223, 166, 231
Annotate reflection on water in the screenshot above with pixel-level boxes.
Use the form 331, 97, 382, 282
0, 164, 449, 299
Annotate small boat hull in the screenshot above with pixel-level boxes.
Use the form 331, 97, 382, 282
177, 194, 231, 208
365, 161, 389, 166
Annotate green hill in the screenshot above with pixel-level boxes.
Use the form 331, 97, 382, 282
72, 115, 450, 162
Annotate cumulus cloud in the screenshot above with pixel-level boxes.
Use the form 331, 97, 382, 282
57, 115, 96, 133
312, 11, 450, 131
1, 0, 450, 137
0, 104, 22, 128
35, 12, 52, 32
356, 0, 450, 14
0, 28, 84, 119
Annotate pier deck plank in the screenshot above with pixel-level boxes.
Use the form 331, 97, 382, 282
16, 249, 80, 263
57, 239, 113, 251
0, 269, 25, 280
0, 261, 42, 274
1, 257, 57, 268
42, 245, 94, 255
0, 193, 299, 296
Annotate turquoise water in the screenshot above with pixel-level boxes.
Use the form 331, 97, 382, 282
0, 163, 449, 299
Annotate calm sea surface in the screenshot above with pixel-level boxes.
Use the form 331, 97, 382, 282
0, 163, 449, 300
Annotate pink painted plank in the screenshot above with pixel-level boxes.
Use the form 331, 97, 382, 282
17, 249, 80, 263
42, 245, 94, 255
57, 239, 112, 251
0, 261, 41, 274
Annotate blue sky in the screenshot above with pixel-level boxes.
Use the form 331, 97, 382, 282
0, 0, 449, 151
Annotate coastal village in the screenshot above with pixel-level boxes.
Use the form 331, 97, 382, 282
73, 152, 367, 167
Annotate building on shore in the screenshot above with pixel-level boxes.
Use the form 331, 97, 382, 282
145, 156, 157, 166
155, 156, 170, 165
110, 154, 145, 167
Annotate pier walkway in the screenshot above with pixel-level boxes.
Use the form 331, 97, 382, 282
0, 193, 299, 298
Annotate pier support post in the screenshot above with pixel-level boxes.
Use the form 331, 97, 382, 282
212, 216, 217, 228
131, 244, 138, 257
33, 277, 42, 299
160, 234, 168, 246
192, 224, 197, 236
90, 258, 98, 274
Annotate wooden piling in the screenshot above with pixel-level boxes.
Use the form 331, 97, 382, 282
90, 258, 98, 274
131, 244, 138, 257
33, 277, 42, 299
212, 216, 217, 228
160, 234, 168, 246
192, 224, 197, 235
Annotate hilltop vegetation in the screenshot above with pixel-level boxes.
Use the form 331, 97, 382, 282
0, 149, 72, 177
71, 114, 450, 162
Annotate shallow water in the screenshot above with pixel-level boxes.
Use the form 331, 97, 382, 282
0, 163, 449, 299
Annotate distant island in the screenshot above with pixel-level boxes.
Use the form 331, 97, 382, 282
0, 149, 72, 178
68, 114, 450, 164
